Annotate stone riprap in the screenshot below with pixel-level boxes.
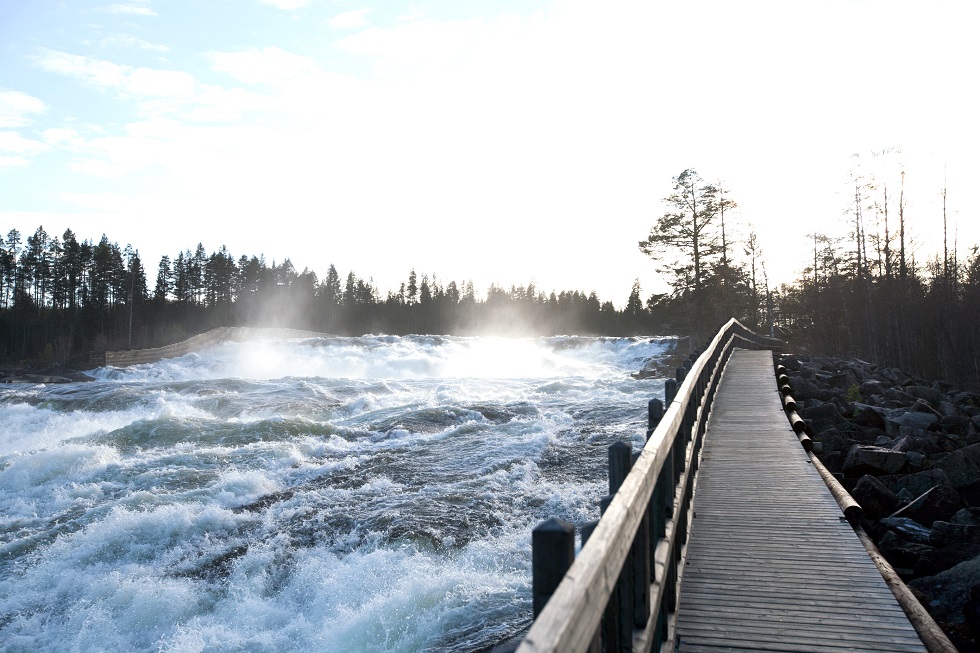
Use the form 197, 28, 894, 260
778, 353, 980, 651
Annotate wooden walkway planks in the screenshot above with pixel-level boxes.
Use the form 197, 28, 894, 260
674, 349, 927, 653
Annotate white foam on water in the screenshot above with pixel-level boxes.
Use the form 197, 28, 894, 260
0, 335, 675, 652
0, 503, 250, 650
88, 334, 675, 383
155, 533, 529, 653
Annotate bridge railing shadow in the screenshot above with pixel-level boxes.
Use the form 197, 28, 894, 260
512, 318, 783, 653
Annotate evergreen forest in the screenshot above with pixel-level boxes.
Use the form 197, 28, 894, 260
0, 228, 646, 367
3, 164, 980, 390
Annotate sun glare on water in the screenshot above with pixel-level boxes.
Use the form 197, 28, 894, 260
435, 337, 579, 379
209, 336, 606, 381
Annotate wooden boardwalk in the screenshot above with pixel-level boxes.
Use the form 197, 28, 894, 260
674, 349, 927, 653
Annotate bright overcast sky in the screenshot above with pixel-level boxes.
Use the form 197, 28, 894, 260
1, 0, 978, 307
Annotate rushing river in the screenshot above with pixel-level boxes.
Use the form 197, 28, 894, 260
0, 334, 672, 652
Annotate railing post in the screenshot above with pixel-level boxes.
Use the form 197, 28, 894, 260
664, 378, 677, 407
647, 397, 663, 437
606, 443, 634, 652
664, 543, 678, 612
646, 398, 664, 543
647, 399, 668, 542
631, 451, 651, 628
597, 498, 620, 652
609, 442, 631, 495
532, 518, 575, 617
580, 523, 605, 653
660, 439, 675, 520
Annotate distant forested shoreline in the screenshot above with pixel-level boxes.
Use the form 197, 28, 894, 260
0, 226, 662, 369
5, 183, 980, 392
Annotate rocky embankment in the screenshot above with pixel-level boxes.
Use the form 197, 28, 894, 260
780, 353, 980, 651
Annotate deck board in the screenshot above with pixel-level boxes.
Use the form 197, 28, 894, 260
674, 349, 926, 653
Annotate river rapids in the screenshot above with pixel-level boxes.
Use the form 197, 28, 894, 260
0, 334, 673, 652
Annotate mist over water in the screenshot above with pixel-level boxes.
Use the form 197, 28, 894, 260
0, 335, 671, 652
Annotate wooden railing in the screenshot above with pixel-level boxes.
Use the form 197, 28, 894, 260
515, 319, 783, 653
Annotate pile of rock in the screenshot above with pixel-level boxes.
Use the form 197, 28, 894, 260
779, 353, 980, 651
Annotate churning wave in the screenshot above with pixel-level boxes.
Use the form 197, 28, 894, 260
0, 334, 673, 652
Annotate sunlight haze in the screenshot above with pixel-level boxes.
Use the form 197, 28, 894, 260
1, 0, 977, 307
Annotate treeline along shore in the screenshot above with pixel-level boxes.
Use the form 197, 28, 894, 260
6, 179, 980, 396
0, 226, 660, 367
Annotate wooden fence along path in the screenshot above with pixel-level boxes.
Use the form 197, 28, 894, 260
512, 319, 947, 653
674, 348, 926, 652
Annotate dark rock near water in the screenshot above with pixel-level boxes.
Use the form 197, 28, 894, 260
954, 391, 980, 408
851, 403, 888, 430
877, 529, 934, 570
930, 521, 980, 547
843, 445, 906, 476
940, 400, 962, 419
938, 443, 980, 490
879, 516, 933, 544
789, 375, 835, 402
885, 469, 964, 526
885, 410, 939, 436
910, 555, 980, 646
966, 584, 980, 642
886, 387, 918, 405
861, 379, 889, 398
827, 370, 859, 390
915, 544, 980, 579
906, 385, 946, 408
852, 475, 901, 518
954, 508, 980, 526
815, 426, 849, 453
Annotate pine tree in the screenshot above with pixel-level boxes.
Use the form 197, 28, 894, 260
154, 255, 173, 302
639, 169, 728, 336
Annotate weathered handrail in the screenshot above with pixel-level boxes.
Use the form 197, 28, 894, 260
516, 319, 783, 653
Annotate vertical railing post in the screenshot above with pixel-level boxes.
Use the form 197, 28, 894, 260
675, 400, 691, 472
631, 451, 651, 628
647, 398, 677, 536
664, 378, 677, 407
580, 524, 605, 653
532, 518, 575, 617
647, 398, 663, 437
609, 442, 631, 495
599, 496, 618, 651
660, 438, 675, 520
647, 398, 664, 541
607, 442, 634, 652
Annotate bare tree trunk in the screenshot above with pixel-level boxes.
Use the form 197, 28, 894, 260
943, 181, 949, 281
690, 183, 704, 341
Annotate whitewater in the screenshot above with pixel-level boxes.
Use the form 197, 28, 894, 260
0, 334, 673, 652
